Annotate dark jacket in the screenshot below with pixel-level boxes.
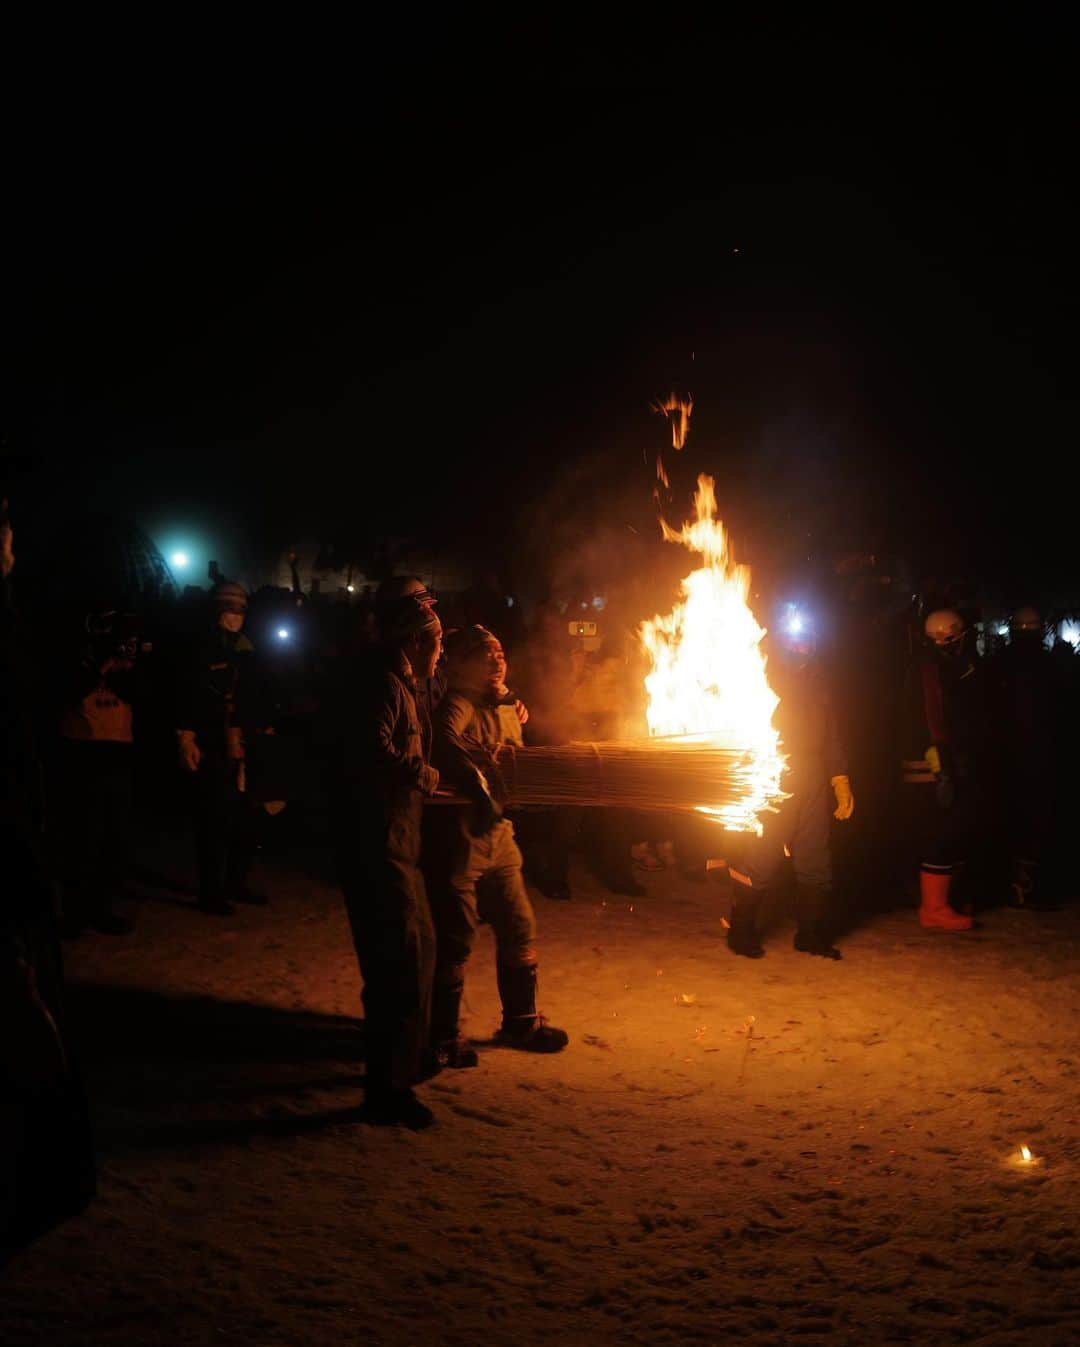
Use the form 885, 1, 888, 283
336, 650, 437, 824
901, 643, 987, 779
59, 658, 137, 745
174, 627, 262, 752
770, 657, 847, 786
433, 688, 523, 807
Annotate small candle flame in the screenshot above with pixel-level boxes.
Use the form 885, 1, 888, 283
1019, 1144, 1032, 1162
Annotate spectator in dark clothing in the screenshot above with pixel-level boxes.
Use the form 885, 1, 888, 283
331, 597, 443, 1129
899, 608, 989, 931
52, 611, 140, 936
1, 502, 95, 1264
990, 606, 1062, 910
173, 581, 270, 915
727, 619, 854, 960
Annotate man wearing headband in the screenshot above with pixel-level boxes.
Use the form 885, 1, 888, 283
426, 625, 568, 1067
333, 594, 444, 1129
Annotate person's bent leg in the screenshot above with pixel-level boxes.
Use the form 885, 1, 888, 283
790, 785, 841, 959
485, 824, 568, 1052
338, 836, 436, 1129
427, 823, 486, 1069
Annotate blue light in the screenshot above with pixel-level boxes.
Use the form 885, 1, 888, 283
277, 628, 290, 641
171, 551, 190, 569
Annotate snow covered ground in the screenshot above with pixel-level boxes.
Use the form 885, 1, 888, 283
3, 824, 1079, 1346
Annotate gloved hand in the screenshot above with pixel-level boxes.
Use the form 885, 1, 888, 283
176, 729, 202, 772
831, 774, 855, 821
419, 764, 440, 796
925, 745, 956, 807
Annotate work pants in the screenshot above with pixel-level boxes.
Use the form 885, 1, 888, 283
190, 752, 254, 902
336, 794, 436, 1095
733, 776, 832, 926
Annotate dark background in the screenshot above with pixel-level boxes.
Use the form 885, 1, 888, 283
5, 14, 1077, 606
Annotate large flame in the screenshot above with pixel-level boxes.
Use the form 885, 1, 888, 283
640, 474, 786, 833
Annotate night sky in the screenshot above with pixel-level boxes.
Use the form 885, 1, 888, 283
6, 16, 1077, 602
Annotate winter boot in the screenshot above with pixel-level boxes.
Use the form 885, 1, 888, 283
230, 886, 269, 906
793, 884, 841, 960
918, 866, 972, 931
363, 1087, 435, 1130
429, 970, 479, 1070
727, 889, 764, 958
198, 892, 236, 916
495, 963, 569, 1052
88, 906, 135, 936
537, 873, 572, 901
1008, 856, 1060, 911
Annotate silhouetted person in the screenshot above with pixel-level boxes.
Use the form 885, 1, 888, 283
332, 598, 443, 1129
52, 610, 140, 936
900, 609, 988, 930
727, 614, 854, 960
173, 581, 268, 915
1, 497, 95, 1264
990, 606, 1061, 909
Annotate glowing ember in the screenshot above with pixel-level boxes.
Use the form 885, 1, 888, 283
640, 474, 786, 833
1019, 1144, 1033, 1162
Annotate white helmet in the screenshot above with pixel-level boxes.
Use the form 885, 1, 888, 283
924, 608, 965, 649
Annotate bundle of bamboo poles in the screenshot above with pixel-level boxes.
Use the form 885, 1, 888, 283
489, 736, 786, 831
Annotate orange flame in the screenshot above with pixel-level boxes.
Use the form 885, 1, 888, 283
653, 392, 694, 450
640, 474, 786, 833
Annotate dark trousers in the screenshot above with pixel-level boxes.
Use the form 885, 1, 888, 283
902, 778, 980, 874
733, 776, 832, 926
514, 806, 582, 887
514, 806, 640, 892
190, 754, 254, 902
336, 798, 436, 1095
55, 742, 134, 925
427, 816, 537, 970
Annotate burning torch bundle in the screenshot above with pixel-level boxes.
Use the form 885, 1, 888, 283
491, 737, 786, 834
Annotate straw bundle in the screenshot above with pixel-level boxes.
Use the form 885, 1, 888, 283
491, 736, 780, 820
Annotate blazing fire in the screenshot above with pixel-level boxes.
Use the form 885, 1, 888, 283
640, 473, 786, 833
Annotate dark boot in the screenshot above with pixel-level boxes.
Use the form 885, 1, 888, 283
794, 884, 842, 960
1008, 856, 1060, 910
363, 1087, 435, 1130
198, 892, 236, 916
88, 906, 135, 936
429, 971, 478, 1070
226, 847, 265, 904
495, 964, 569, 1052
535, 871, 572, 901
230, 886, 269, 906
727, 893, 764, 958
